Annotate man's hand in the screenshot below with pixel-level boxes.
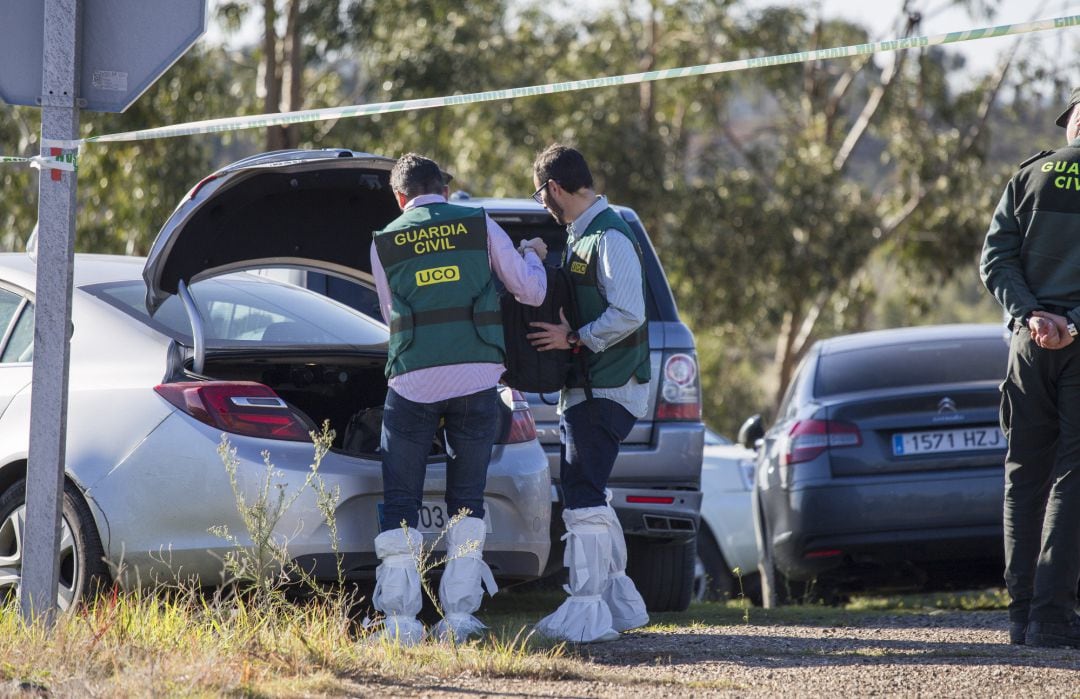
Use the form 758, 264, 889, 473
1030, 311, 1073, 349
527, 307, 573, 351
520, 237, 548, 260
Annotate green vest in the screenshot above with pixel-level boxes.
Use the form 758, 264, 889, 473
373, 203, 504, 378
567, 207, 651, 388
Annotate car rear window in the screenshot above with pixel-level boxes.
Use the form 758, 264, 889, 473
814, 337, 1008, 397
83, 275, 389, 349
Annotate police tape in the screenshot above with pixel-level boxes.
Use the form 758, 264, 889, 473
0, 154, 76, 172
1, 13, 1078, 158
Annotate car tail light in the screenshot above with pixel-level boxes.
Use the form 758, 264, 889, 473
655, 351, 702, 421
498, 389, 537, 444
781, 419, 861, 465
155, 381, 312, 442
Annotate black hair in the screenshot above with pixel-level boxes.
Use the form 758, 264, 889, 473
533, 144, 593, 193
390, 153, 447, 200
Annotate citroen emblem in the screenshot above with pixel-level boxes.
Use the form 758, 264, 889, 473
937, 397, 957, 414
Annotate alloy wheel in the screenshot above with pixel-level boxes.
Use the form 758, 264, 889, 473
0, 504, 79, 610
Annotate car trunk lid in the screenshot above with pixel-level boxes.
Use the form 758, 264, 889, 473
143, 149, 399, 314
825, 385, 1005, 477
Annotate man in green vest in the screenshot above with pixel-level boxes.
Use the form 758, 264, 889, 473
526, 144, 651, 643
369, 153, 548, 644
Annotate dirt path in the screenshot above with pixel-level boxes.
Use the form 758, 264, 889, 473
348, 611, 1080, 697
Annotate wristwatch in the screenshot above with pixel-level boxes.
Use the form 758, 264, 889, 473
1069, 322, 1078, 338
566, 330, 581, 348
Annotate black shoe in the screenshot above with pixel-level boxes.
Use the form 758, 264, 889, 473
1009, 621, 1027, 645
1026, 616, 1080, 648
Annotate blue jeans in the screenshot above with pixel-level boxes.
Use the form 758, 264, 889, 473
560, 398, 637, 509
379, 387, 498, 532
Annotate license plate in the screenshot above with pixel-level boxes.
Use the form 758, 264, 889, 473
377, 501, 493, 534
892, 427, 1005, 456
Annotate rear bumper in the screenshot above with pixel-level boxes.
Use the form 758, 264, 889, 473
767, 470, 1003, 581
609, 486, 701, 541
95, 413, 552, 586
541, 420, 704, 536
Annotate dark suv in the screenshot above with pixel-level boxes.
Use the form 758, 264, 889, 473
287, 188, 705, 611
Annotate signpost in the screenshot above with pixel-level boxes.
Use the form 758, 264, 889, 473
0, 0, 205, 625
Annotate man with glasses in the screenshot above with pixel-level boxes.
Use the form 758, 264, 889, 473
369, 153, 548, 644
527, 144, 651, 643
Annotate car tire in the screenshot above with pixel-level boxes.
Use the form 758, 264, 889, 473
627, 536, 694, 612
0, 479, 110, 610
695, 525, 735, 602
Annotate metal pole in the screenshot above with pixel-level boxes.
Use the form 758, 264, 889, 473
20, 0, 81, 627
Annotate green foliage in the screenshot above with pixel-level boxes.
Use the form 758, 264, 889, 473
0, 0, 1050, 435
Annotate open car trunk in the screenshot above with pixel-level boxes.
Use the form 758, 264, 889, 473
197, 352, 395, 457
191, 351, 514, 459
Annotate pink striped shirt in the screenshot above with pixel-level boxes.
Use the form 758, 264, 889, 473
370, 194, 547, 402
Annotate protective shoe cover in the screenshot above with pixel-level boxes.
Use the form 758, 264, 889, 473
535, 506, 620, 643
432, 516, 498, 642
600, 494, 649, 632
371, 528, 426, 645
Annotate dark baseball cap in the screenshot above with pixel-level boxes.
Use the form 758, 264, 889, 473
1055, 87, 1080, 128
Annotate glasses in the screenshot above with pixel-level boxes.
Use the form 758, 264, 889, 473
531, 180, 550, 206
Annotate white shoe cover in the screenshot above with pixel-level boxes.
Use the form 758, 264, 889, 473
601, 493, 649, 632
432, 516, 498, 642
371, 528, 426, 646
534, 506, 620, 644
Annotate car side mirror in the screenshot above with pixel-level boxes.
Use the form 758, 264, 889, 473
738, 414, 764, 449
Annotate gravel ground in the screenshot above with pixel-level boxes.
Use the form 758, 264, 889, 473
354, 610, 1080, 697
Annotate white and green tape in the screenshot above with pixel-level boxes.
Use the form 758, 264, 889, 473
0, 153, 76, 172
2, 14, 1079, 163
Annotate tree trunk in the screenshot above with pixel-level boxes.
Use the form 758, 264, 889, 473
282, 0, 303, 149
263, 0, 285, 151
773, 306, 801, 411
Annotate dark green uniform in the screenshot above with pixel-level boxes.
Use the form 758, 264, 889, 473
373, 203, 504, 379
566, 208, 650, 389
980, 141, 1080, 630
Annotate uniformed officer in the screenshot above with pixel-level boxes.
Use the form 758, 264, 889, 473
369, 153, 547, 644
980, 87, 1080, 649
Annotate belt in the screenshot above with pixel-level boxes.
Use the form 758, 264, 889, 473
1041, 304, 1073, 316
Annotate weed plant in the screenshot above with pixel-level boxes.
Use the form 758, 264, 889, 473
0, 422, 574, 695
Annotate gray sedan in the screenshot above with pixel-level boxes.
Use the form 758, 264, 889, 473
741, 324, 1009, 606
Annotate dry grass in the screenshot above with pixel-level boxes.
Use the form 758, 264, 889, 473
0, 584, 584, 698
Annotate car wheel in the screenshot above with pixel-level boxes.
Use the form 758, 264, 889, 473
695, 525, 735, 602
626, 536, 694, 612
0, 479, 109, 610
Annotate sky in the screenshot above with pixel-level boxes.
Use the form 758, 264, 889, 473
743, 0, 1080, 84
206, 0, 1080, 90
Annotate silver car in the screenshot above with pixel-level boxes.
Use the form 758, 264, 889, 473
0, 150, 551, 608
